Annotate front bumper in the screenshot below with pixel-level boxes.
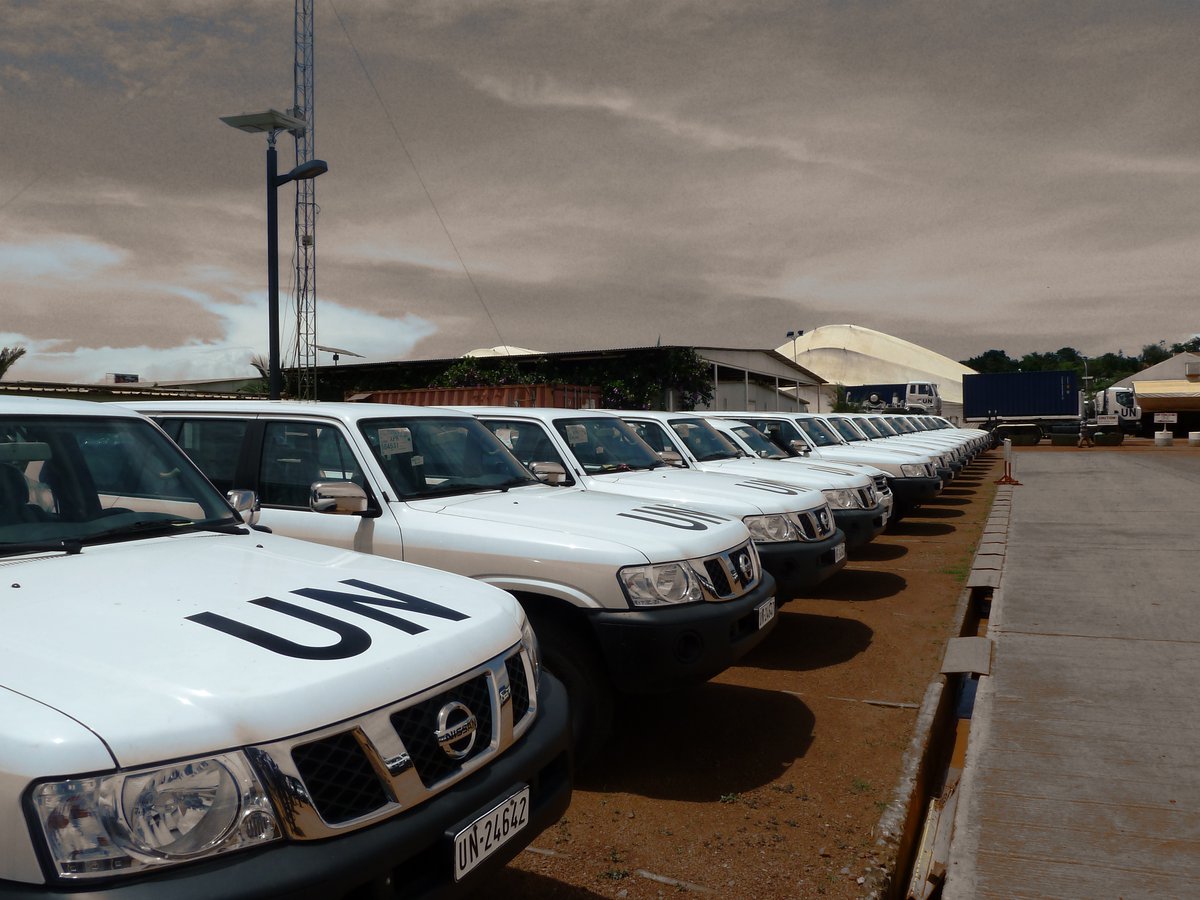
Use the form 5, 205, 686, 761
888, 475, 943, 510
588, 574, 779, 693
757, 531, 847, 601
6, 676, 573, 900
834, 504, 888, 549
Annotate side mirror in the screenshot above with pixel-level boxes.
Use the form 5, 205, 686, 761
529, 461, 568, 485
658, 450, 685, 467
227, 489, 260, 527
789, 440, 810, 456
311, 481, 370, 514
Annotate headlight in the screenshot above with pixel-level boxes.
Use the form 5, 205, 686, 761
618, 561, 703, 606
31, 754, 279, 880
520, 614, 542, 692
743, 513, 797, 542
822, 488, 858, 509
900, 463, 925, 477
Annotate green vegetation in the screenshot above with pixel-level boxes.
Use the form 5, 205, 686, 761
960, 336, 1200, 391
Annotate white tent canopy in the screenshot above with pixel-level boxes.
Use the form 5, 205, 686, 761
775, 324, 976, 405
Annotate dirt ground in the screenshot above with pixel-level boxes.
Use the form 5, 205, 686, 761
489, 448, 1005, 900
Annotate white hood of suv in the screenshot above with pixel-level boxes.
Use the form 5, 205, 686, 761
0, 531, 520, 767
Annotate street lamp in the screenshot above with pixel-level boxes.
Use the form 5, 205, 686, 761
785, 329, 805, 411
220, 109, 328, 399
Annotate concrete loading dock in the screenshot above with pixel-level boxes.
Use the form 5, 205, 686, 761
921, 444, 1200, 897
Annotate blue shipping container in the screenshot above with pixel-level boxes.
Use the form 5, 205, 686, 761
962, 371, 1079, 419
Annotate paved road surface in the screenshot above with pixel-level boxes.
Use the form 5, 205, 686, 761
945, 446, 1200, 898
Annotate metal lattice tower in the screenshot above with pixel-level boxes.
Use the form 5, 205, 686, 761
291, 0, 317, 399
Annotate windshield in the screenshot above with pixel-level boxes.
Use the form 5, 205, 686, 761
826, 416, 867, 443
668, 419, 740, 461
359, 416, 537, 499
553, 417, 662, 473
852, 417, 885, 439
729, 424, 789, 459
0, 414, 240, 554
795, 418, 844, 447
868, 416, 900, 436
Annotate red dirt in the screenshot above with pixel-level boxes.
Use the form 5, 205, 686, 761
489, 451, 1004, 899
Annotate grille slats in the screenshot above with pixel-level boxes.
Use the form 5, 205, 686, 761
292, 732, 389, 824
262, 645, 536, 835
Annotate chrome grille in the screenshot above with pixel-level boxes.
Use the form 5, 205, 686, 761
696, 540, 759, 600
245, 644, 536, 840
390, 672, 494, 787
793, 506, 836, 541
873, 474, 890, 494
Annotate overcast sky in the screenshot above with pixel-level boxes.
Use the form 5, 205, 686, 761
2, 0, 1198, 383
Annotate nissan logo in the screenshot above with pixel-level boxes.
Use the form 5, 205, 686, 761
735, 551, 754, 583
435, 701, 479, 760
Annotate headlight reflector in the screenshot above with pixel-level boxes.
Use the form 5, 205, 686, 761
520, 614, 542, 691
822, 488, 857, 509
32, 754, 279, 880
743, 514, 797, 542
618, 562, 702, 606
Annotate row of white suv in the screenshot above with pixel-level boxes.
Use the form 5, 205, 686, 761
0, 396, 983, 897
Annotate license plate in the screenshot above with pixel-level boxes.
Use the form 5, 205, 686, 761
453, 786, 530, 881
756, 596, 776, 629
834, 542, 847, 563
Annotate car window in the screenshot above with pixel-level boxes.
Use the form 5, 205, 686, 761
360, 416, 537, 499
551, 417, 661, 473
159, 417, 250, 494
667, 419, 739, 461
258, 420, 365, 508
0, 414, 235, 548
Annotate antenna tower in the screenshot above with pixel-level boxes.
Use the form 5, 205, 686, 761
291, 0, 317, 399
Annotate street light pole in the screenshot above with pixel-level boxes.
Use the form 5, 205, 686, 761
220, 109, 327, 400
265, 134, 282, 400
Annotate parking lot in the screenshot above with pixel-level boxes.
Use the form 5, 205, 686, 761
493, 452, 1003, 898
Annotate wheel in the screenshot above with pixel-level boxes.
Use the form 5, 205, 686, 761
528, 612, 614, 770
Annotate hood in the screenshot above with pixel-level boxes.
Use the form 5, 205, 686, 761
697, 458, 867, 490
0, 532, 521, 768
810, 446, 933, 467
406, 483, 749, 559
584, 468, 826, 514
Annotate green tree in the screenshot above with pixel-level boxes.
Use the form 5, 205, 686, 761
0, 346, 26, 380
1140, 341, 1171, 367
960, 349, 1018, 373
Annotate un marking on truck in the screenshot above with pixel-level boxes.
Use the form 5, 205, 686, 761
188, 578, 470, 660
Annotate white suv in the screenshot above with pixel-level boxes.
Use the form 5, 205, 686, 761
0, 396, 570, 897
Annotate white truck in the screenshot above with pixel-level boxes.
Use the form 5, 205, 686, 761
613, 410, 890, 550
454, 407, 848, 601
125, 400, 778, 763
0, 396, 571, 897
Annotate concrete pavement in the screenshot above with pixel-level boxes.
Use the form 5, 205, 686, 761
944, 445, 1200, 898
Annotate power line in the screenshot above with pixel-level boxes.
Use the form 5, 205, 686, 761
327, 0, 508, 353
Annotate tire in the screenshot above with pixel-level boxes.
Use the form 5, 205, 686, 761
528, 612, 614, 770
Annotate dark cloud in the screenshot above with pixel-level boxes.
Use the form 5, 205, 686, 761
1, 0, 1197, 382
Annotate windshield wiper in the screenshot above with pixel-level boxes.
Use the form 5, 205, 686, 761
0, 539, 83, 558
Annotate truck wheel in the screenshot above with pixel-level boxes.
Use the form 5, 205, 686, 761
529, 614, 614, 770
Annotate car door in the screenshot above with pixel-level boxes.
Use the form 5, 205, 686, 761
159, 414, 403, 558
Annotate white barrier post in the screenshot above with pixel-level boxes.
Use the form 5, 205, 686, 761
995, 437, 1022, 485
